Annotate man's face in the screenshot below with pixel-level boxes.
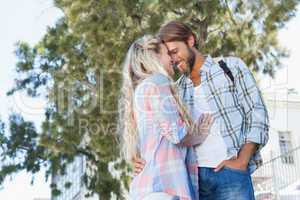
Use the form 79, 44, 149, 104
164, 41, 195, 74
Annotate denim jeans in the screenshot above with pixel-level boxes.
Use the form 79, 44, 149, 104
198, 167, 255, 200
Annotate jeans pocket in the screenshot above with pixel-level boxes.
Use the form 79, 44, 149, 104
223, 166, 248, 175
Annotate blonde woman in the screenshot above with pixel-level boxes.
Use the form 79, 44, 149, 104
119, 35, 213, 200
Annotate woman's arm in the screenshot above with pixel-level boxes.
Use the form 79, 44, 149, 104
135, 77, 188, 144
135, 75, 214, 146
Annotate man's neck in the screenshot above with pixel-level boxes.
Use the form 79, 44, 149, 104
190, 49, 205, 86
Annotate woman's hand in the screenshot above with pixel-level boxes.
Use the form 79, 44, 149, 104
196, 113, 214, 136
181, 113, 214, 146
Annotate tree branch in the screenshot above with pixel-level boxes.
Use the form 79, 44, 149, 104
224, 0, 237, 25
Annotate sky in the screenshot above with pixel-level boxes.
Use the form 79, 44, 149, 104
0, 1, 63, 200
0, 1, 299, 200
259, 5, 300, 100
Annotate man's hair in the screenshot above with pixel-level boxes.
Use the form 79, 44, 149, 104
157, 21, 198, 48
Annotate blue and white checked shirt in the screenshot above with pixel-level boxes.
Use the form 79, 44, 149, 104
176, 55, 269, 173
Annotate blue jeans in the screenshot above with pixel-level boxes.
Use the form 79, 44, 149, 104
198, 167, 255, 200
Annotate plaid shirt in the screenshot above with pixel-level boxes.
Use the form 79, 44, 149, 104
177, 55, 269, 173
130, 74, 199, 200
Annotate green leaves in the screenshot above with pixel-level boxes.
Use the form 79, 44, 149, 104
0, 115, 47, 185
14, 41, 36, 72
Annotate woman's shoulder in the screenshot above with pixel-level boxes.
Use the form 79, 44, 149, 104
144, 73, 171, 85
135, 73, 171, 96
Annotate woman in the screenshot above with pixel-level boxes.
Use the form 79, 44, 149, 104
119, 35, 213, 200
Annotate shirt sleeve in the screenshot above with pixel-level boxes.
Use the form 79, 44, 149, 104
235, 58, 270, 151
135, 77, 188, 144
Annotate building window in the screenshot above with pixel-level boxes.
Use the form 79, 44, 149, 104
278, 131, 294, 164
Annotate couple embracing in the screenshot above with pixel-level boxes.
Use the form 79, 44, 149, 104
119, 21, 269, 200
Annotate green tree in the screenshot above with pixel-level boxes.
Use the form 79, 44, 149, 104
1, 0, 299, 199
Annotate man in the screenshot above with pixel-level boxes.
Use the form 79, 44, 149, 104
133, 21, 269, 200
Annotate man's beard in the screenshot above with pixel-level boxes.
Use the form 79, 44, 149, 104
173, 47, 196, 77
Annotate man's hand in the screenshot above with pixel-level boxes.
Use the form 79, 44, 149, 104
214, 156, 248, 172
214, 142, 258, 172
132, 156, 146, 176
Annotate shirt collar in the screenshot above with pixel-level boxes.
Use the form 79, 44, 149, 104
178, 54, 214, 84
199, 54, 214, 73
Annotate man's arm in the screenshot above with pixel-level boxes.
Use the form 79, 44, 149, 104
132, 156, 146, 176
215, 58, 269, 172
234, 58, 269, 151
215, 142, 257, 172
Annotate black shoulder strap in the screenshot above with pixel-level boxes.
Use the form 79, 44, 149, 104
218, 60, 234, 83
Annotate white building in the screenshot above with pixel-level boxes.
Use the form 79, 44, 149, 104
51, 156, 99, 200
253, 91, 300, 199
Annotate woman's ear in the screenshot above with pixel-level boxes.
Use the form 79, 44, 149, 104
187, 35, 195, 48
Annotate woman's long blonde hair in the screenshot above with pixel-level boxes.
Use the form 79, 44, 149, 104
118, 35, 193, 161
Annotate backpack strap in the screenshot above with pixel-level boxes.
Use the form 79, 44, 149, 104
218, 60, 234, 83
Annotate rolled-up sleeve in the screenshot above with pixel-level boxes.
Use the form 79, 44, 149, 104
235, 58, 269, 151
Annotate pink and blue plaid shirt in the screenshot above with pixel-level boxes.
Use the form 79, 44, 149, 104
130, 73, 199, 200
